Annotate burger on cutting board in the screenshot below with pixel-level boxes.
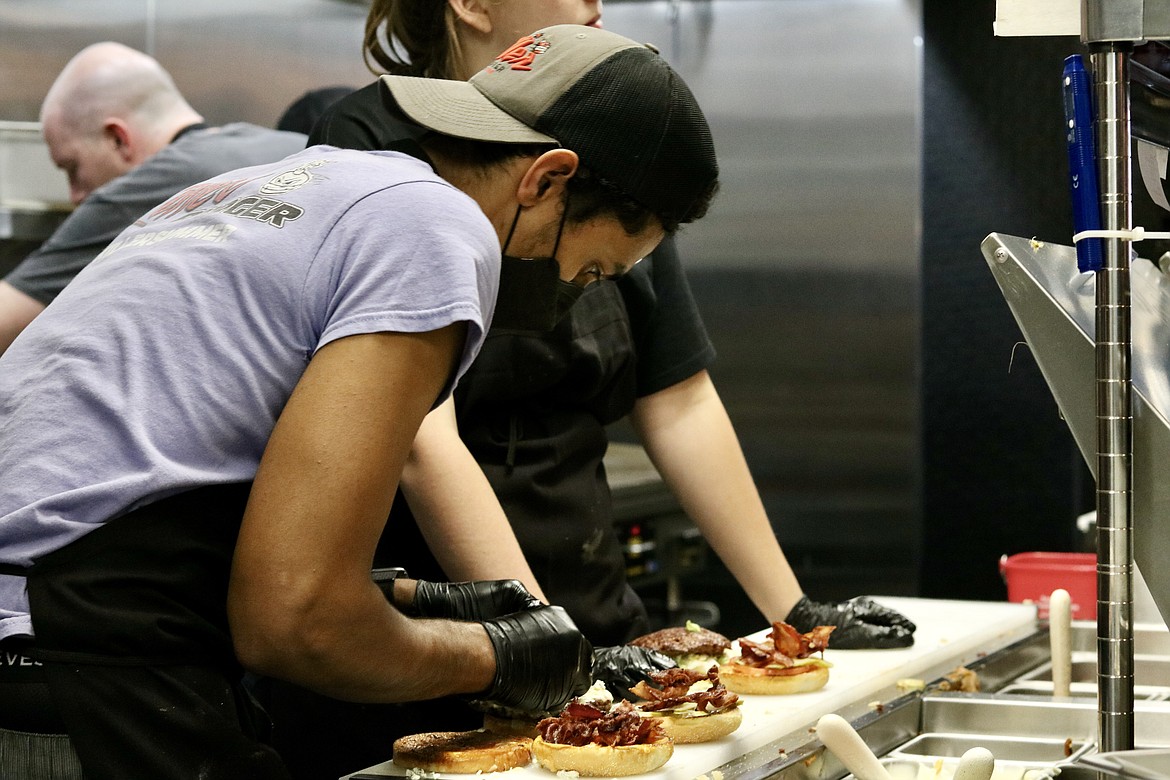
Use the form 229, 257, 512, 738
628, 665, 742, 743
629, 620, 734, 673
719, 621, 836, 695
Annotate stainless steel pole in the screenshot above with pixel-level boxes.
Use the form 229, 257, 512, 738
1089, 44, 1135, 753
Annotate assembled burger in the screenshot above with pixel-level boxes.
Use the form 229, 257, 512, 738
629, 621, 733, 673
629, 666, 742, 743
532, 699, 673, 776
719, 621, 835, 695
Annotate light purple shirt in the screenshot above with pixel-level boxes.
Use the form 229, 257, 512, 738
0, 147, 499, 639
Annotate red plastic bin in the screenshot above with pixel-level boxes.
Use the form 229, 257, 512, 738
999, 551, 1097, 620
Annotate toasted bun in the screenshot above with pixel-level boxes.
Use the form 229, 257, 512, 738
531, 735, 673, 777
630, 626, 731, 658
718, 662, 829, 695
392, 730, 532, 774
643, 706, 743, 743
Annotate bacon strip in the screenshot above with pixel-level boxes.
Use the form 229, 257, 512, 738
629, 666, 739, 713
536, 700, 665, 747
735, 622, 834, 669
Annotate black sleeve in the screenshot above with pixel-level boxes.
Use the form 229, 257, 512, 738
617, 235, 716, 397
307, 80, 431, 155
307, 82, 389, 150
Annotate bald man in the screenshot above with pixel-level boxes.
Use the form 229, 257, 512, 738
0, 42, 306, 353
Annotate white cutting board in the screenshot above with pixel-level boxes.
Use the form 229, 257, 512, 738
341, 597, 1038, 780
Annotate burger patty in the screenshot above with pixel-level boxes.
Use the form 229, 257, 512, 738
629, 626, 731, 658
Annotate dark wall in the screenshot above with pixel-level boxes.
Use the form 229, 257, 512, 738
920, 0, 1094, 599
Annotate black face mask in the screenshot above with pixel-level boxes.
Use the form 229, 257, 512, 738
490, 198, 586, 333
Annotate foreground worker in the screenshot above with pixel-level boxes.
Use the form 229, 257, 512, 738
0, 26, 719, 780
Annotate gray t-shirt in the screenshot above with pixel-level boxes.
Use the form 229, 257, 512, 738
5, 122, 307, 304
0, 146, 499, 639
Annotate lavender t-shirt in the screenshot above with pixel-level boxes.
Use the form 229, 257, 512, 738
0, 147, 499, 639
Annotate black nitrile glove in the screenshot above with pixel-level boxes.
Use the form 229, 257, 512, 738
481, 605, 593, 713
411, 579, 544, 621
592, 645, 677, 700
785, 595, 917, 649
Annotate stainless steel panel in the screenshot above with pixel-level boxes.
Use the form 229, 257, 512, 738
982, 232, 1170, 631
0, 1, 373, 130
0, 0, 921, 275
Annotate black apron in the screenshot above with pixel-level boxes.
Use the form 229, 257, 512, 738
5, 482, 291, 780
378, 280, 649, 647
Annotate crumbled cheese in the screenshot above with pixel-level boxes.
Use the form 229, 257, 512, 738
579, 679, 613, 710
896, 678, 925, 692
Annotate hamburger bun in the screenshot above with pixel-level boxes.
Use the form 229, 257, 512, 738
629, 622, 733, 672
643, 705, 743, 743
391, 730, 532, 774
531, 736, 673, 777
718, 660, 830, 695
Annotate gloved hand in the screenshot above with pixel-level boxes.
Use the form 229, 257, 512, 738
591, 645, 677, 700
411, 579, 544, 621
785, 595, 916, 649
481, 605, 593, 713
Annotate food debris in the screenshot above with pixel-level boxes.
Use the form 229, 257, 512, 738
778, 749, 788, 759
896, 678, 926, 692
1064, 738, 1073, 757
867, 700, 885, 713
937, 665, 980, 692
713, 772, 724, 780
803, 751, 820, 767
1030, 237, 1045, 250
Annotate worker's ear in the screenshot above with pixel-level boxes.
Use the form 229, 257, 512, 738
515, 149, 579, 208
447, 0, 492, 34
102, 118, 135, 164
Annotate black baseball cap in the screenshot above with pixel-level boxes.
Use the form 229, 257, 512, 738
380, 24, 718, 226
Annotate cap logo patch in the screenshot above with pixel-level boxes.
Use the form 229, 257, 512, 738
489, 31, 552, 72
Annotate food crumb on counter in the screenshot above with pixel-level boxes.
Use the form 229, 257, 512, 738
1064, 738, 1073, 757
937, 665, 980, 693
867, 701, 885, 713
713, 772, 724, 780
896, 678, 926, 692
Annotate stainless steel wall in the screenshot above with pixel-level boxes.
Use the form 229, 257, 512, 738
0, 0, 924, 616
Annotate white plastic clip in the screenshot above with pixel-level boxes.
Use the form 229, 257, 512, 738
1073, 226, 1170, 243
